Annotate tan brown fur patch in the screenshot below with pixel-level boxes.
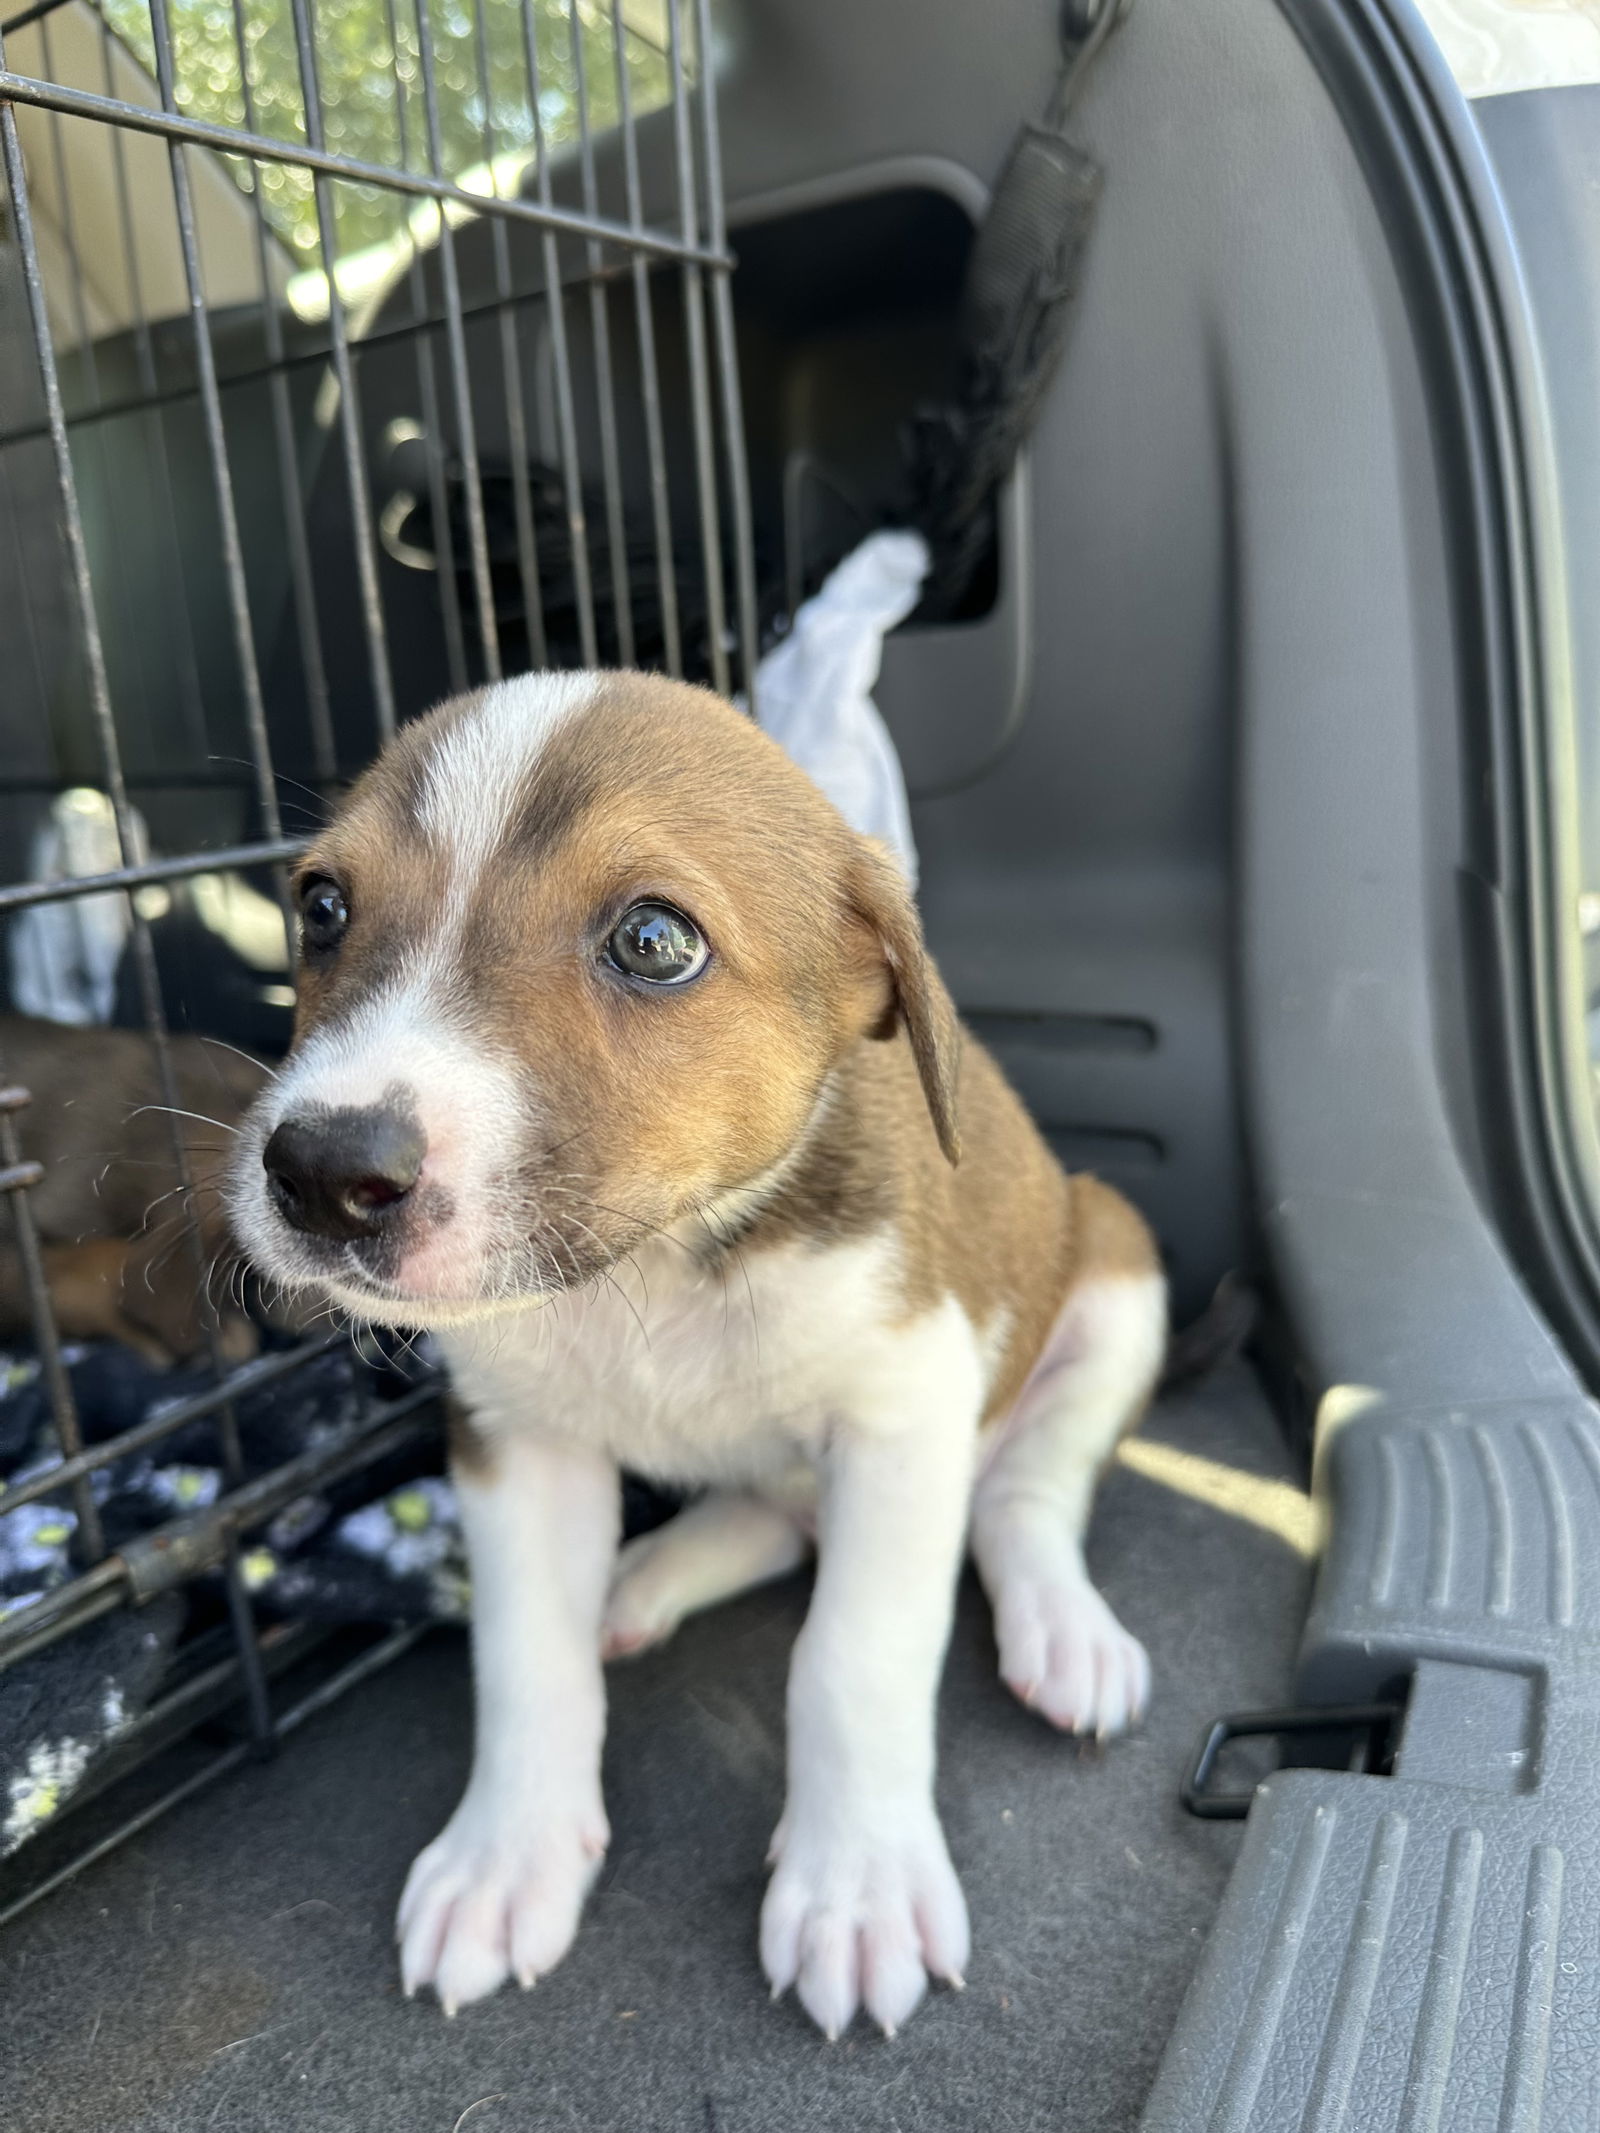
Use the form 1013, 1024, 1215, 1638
1, 1012, 262, 1247
0, 1013, 267, 1361
0, 1235, 252, 1368
728, 1018, 1158, 1425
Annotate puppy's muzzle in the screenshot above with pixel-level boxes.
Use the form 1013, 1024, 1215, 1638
263, 1106, 425, 1243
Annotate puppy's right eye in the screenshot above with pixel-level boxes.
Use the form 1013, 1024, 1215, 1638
299, 877, 350, 955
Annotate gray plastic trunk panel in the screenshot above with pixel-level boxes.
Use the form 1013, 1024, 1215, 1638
1137, 7, 1600, 2119
1144, 1773, 1587, 2131
1146, 1394, 1600, 2129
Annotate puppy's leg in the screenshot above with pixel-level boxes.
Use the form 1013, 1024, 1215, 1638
398, 1425, 617, 2013
761, 1306, 979, 2040
971, 1257, 1166, 1740
602, 1490, 809, 1659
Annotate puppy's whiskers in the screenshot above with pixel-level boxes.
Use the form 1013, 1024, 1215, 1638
128, 1103, 241, 1138
198, 1034, 271, 1079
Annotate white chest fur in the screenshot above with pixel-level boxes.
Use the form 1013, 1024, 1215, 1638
438, 1225, 965, 1489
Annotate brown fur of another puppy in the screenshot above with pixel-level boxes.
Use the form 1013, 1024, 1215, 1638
0, 1014, 266, 1360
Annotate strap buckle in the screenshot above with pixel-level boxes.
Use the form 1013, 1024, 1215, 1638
1181, 1702, 1404, 1820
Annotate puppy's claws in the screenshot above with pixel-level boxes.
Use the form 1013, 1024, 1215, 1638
880, 2021, 898, 2040
441, 1995, 459, 2019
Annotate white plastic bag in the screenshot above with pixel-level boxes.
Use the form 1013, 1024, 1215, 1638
9, 789, 146, 1026
748, 528, 926, 886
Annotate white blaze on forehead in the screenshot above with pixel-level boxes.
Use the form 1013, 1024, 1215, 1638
415, 669, 599, 890
259, 674, 598, 1140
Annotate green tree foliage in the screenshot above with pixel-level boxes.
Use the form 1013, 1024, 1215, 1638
100, 0, 673, 268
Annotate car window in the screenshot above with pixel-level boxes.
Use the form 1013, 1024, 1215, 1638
96, 0, 675, 314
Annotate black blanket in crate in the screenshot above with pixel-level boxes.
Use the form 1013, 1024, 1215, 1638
0, 1336, 463, 1860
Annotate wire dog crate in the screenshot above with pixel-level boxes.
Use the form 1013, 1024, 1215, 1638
0, 0, 754, 1922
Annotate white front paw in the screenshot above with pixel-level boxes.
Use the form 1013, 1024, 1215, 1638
397, 1788, 608, 2014
995, 1573, 1150, 1738
761, 1807, 970, 2039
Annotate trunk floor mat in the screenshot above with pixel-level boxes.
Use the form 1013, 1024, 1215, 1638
0, 1364, 1309, 2133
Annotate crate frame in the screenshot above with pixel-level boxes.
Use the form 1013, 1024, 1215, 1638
0, 0, 755, 1924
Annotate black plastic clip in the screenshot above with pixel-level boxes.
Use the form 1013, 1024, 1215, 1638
1181, 1702, 1404, 1821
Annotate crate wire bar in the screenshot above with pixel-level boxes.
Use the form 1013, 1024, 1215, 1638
0, 0, 755, 1923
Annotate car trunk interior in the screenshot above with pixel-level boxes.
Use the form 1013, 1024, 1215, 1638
3, 0, 1594, 2124
0, 1367, 1306, 2132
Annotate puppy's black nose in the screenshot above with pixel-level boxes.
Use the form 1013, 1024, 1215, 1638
263, 1109, 425, 1241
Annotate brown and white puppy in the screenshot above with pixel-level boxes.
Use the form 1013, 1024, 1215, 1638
227, 672, 1166, 2039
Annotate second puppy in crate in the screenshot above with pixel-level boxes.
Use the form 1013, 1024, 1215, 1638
0, 1013, 265, 1364
226, 671, 1166, 2039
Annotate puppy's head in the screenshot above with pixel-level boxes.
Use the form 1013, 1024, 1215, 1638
229, 673, 958, 1326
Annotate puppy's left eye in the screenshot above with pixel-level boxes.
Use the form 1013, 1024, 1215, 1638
606, 902, 708, 985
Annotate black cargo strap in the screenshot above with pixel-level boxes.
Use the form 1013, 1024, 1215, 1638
909, 0, 1129, 620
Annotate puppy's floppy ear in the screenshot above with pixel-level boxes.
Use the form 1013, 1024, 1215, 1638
845, 836, 962, 1165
